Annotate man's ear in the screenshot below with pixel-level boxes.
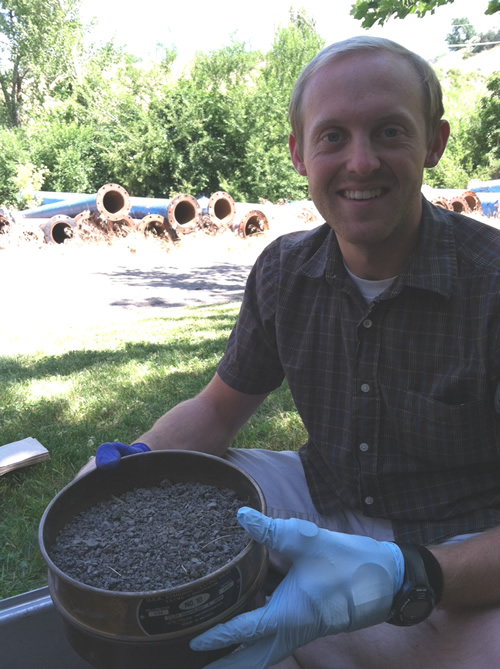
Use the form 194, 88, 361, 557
289, 133, 307, 176
424, 120, 450, 168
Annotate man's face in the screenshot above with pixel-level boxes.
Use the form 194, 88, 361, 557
289, 51, 447, 271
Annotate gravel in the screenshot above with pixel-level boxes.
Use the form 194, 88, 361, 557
48, 480, 250, 592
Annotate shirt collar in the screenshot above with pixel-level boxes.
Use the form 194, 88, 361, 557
299, 197, 457, 299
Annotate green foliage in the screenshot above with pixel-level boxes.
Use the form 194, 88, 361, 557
155, 41, 262, 197
0, 2, 497, 206
469, 74, 500, 177
0, 0, 84, 126
27, 109, 101, 193
0, 125, 30, 205
424, 66, 500, 186
473, 26, 500, 53
425, 67, 485, 187
350, 0, 498, 28
446, 17, 477, 46
232, 9, 324, 201
486, 0, 500, 16
12, 161, 46, 208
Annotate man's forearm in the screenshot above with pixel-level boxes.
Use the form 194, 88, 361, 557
136, 396, 235, 455
429, 526, 500, 609
135, 373, 268, 456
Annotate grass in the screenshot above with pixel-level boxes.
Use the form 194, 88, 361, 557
0, 302, 306, 599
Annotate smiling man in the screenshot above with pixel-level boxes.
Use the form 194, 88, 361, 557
85, 37, 500, 668
288, 46, 449, 280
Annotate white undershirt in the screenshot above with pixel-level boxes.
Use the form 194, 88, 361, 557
344, 263, 397, 304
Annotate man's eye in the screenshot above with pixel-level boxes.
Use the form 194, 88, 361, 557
324, 132, 341, 143
383, 127, 399, 138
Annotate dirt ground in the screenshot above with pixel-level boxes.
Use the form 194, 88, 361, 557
0, 203, 321, 346
2, 203, 497, 349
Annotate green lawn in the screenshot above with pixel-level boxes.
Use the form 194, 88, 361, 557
0, 302, 306, 599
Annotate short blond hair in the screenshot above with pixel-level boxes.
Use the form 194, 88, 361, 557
289, 36, 444, 156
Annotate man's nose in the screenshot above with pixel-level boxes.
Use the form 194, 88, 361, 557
345, 137, 380, 175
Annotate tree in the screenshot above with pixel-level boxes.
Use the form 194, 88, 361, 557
473, 26, 500, 52
470, 74, 500, 178
233, 9, 324, 201
446, 17, 477, 47
0, 0, 84, 127
351, 0, 499, 29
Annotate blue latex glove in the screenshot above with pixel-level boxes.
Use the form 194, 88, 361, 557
191, 507, 404, 669
95, 441, 150, 470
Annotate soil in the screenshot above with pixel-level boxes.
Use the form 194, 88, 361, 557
48, 480, 250, 592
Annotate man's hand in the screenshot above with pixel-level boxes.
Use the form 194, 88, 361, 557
190, 508, 404, 669
95, 441, 150, 470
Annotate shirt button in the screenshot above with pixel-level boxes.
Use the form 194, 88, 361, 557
361, 383, 370, 393
363, 319, 373, 328
365, 496, 374, 506
359, 442, 369, 452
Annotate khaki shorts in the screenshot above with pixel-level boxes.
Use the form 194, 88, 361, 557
225, 448, 478, 572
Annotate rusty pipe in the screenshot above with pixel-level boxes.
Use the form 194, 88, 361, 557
431, 197, 451, 210
448, 196, 470, 214
40, 215, 76, 244
166, 193, 201, 234
0, 209, 14, 234
22, 183, 131, 222
237, 209, 270, 238
199, 191, 236, 228
461, 190, 482, 213
136, 214, 174, 241
106, 215, 137, 236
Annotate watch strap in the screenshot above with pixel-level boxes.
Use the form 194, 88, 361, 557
411, 544, 443, 605
388, 543, 437, 626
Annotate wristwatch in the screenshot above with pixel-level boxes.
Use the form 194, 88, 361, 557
387, 544, 442, 627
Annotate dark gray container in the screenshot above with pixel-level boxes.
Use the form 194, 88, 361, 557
39, 450, 268, 669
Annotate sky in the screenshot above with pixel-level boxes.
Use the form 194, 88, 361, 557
80, 0, 494, 66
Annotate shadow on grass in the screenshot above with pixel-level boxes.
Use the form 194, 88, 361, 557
0, 310, 238, 384
0, 302, 306, 598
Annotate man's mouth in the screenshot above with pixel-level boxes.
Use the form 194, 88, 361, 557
341, 188, 384, 200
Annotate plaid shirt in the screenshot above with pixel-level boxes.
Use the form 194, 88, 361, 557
218, 199, 500, 544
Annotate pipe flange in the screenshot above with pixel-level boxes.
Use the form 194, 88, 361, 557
449, 196, 470, 214
166, 193, 200, 234
42, 215, 76, 244
96, 183, 131, 222
107, 214, 137, 237
461, 190, 482, 214
207, 191, 236, 227
138, 214, 168, 238
238, 210, 269, 238
431, 197, 451, 210
0, 213, 11, 234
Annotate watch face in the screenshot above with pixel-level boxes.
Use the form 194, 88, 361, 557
402, 597, 434, 623
391, 585, 435, 626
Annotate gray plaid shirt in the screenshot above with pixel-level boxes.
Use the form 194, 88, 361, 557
218, 199, 500, 544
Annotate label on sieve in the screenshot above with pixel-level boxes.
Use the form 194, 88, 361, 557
137, 566, 242, 635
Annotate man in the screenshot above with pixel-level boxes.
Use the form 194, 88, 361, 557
83, 37, 500, 667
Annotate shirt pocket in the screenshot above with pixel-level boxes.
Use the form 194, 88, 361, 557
395, 390, 499, 468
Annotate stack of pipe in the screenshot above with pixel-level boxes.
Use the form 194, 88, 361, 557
20, 184, 248, 244
467, 179, 500, 218
422, 185, 498, 218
